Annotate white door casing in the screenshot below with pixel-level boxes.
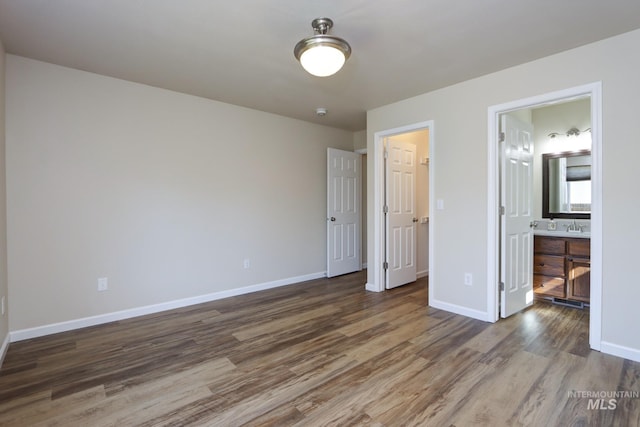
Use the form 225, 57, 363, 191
386, 138, 417, 289
327, 148, 362, 278
500, 114, 534, 317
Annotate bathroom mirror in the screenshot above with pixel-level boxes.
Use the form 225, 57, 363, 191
542, 149, 591, 219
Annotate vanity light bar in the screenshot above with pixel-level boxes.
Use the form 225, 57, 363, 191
548, 127, 591, 138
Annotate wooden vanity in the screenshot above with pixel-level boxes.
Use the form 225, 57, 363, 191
533, 235, 590, 305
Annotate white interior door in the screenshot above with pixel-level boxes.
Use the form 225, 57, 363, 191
500, 114, 534, 317
386, 139, 417, 289
327, 148, 362, 278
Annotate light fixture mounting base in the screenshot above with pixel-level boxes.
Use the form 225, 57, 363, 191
311, 18, 333, 34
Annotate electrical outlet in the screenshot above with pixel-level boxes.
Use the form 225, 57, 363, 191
98, 277, 108, 291
243, 259, 250, 269
464, 273, 473, 286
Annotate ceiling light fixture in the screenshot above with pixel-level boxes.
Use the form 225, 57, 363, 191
294, 18, 351, 77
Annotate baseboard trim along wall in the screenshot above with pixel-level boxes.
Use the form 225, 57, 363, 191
429, 298, 492, 322
600, 341, 640, 363
10, 271, 326, 342
0, 333, 9, 367
417, 270, 429, 279
365, 271, 428, 293
365, 282, 381, 292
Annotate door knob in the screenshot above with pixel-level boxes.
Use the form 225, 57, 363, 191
330, 217, 336, 222
413, 218, 419, 223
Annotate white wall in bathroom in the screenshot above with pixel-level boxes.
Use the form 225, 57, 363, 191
531, 98, 592, 220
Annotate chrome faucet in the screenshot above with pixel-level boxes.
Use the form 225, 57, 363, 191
567, 220, 583, 232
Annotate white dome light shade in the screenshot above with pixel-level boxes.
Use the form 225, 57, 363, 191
294, 18, 351, 77
299, 45, 347, 77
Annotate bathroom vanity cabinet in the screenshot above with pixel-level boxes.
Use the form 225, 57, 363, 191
533, 235, 590, 304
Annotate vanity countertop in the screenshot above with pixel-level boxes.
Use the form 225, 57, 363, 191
534, 229, 590, 239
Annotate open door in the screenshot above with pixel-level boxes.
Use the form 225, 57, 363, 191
500, 114, 534, 317
386, 138, 417, 289
327, 148, 362, 278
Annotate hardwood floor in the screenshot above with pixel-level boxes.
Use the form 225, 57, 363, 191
1, 270, 639, 426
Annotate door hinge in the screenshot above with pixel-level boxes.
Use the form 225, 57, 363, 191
383, 261, 389, 270
499, 206, 505, 215
383, 205, 389, 214
499, 132, 505, 143
384, 149, 389, 159
500, 282, 505, 291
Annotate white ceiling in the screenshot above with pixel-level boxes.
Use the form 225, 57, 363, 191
2, 1, 640, 131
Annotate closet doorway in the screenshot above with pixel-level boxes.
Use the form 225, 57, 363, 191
369, 121, 433, 292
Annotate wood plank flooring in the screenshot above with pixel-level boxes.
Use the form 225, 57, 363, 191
1, 271, 639, 426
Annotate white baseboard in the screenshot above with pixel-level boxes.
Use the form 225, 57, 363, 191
600, 341, 640, 363
10, 271, 326, 342
365, 270, 427, 293
417, 270, 429, 279
0, 332, 9, 367
429, 298, 492, 322
365, 282, 383, 292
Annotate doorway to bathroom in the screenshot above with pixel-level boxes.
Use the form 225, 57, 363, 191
488, 82, 602, 351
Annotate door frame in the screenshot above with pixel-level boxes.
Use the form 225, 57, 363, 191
487, 82, 602, 350
368, 120, 434, 293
